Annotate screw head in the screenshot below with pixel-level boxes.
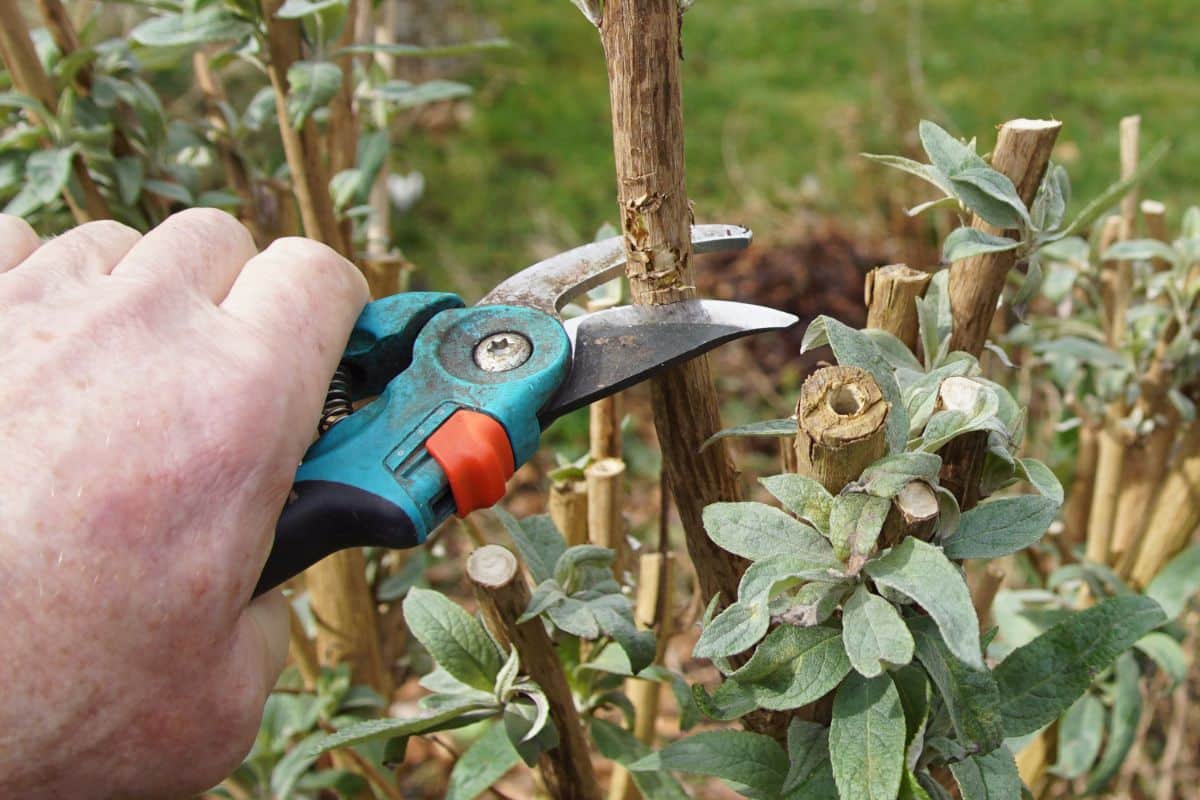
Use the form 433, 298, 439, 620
474, 332, 532, 372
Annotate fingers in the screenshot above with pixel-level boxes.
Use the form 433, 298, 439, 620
0, 215, 40, 272
110, 208, 257, 302
221, 237, 369, 443
242, 589, 290, 694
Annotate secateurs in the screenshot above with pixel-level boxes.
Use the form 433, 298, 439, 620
255, 225, 798, 595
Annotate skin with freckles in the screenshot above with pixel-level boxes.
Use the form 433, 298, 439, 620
0, 210, 370, 797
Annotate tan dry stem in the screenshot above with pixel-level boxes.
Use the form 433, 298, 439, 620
882, 480, 939, 548
865, 263, 932, 353
970, 564, 1005, 633
590, 394, 623, 460
467, 546, 601, 800
947, 119, 1061, 357
794, 366, 889, 495
1061, 419, 1099, 548
1128, 422, 1200, 588
1085, 407, 1128, 566
598, 0, 747, 608
549, 479, 589, 547
587, 457, 627, 576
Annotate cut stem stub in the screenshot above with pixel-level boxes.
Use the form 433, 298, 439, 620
794, 365, 889, 495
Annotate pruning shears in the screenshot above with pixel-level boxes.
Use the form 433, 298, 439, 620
254, 224, 797, 595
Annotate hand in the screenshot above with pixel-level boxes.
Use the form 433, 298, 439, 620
0, 210, 369, 797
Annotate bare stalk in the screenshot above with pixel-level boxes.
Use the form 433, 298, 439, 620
597, 0, 747, 606
794, 366, 889, 496
467, 546, 602, 800
941, 119, 1060, 509
586, 457, 627, 577
0, 0, 109, 222
969, 564, 1005, 633
549, 478, 589, 547
865, 263, 931, 353
1128, 422, 1200, 588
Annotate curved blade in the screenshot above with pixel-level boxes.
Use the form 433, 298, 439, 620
539, 300, 799, 425
480, 224, 752, 314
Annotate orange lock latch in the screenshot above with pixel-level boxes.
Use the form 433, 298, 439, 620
425, 410, 515, 517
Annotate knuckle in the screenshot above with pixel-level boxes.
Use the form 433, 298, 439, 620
268, 236, 369, 304
167, 207, 255, 254
72, 220, 142, 252
0, 213, 39, 245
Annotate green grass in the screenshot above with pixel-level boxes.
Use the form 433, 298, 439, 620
393, 0, 1200, 294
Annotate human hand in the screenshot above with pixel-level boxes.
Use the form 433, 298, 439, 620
0, 210, 369, 797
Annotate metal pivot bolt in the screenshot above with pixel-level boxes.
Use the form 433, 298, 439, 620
474, 332, 532, 372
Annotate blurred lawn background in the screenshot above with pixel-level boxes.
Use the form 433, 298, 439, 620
395, 0, 1200, 293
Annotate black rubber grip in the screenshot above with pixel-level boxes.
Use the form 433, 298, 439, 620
254, 480, 421, 596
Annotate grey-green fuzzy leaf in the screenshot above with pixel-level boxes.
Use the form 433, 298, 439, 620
942, 227, 1020, 263
865, 539, 982, 668
693, 600, 769, 659
1145, 543, 1200, 620
994, 595, 1165, 737
830, 672, 906, 800
1050, 694, 1104, 779
760, 473, 834, 533
630, 730, 788, 800
703, 501, 831, 563
403, 588, 504, 691
1084, 652, 1142, 793
444, 721, 521, 800
703, 418, 798, 451
782, 719, 837, 797
942, 495, 1059, 560
949, 745, 1021, 800
909, 617, 1003, 752
842, 585, 915, 677
830, 491, 891, 565
724, 624, 851, 711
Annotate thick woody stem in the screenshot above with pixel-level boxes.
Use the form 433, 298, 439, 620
467, 546, 602, 800
881, 480, 939, 548
34, 0, 87, 90
940, 120, 1060, 509
586, 457, 627, 577
947, 119, 1061, 357
970, 564, 1005, 633
0, 0, 108, 222
609, 552, 674, 800
1128, 423, 1200, 588
598, 0, 746, 606
590, 395, 623, 460
795, 366, 889, 496
549, 479, 589, 547
260, 0, 350, 258
1085, 406, 1127, 566
865, 264, 932, 353
1061, 416, 1099, 549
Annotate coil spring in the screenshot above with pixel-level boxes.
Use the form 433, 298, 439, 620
318, 364, 354, 434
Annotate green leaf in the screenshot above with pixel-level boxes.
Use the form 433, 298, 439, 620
503, 696, 559, 766
830, 491, 891, 567
372, 79, 473, 109
589, 594, 656, 674
403, 588, 503, 691
863, 328, 925, 372
909, 617, 1003, 752
1102, 238, 1179, 266
444, 721, 521, 800
942, 495, 1058, 560
738, 553, 841, 606
782, 719, 837, 797
722, 624, 851, 712
519, 580, 568, 623
306, 697, 496, 755
703, 501, 833, 563
702, 418, 797, 451
802, 316, 908, 454
994, 595, 1165, 737
270, 730, 325, 798
1145, 543, 1200, 619
919, 120, 987, 177
554, 544, 615, 587
589, 718, 689, 800
898, 770, 935, 800
1134, 632, 1187, 686
1084, 652, 1143, 793
950, 167, 1030, 229
630, 730, 788, 800
842, 585, 915, 677
335, 38, 510, 58
760, 473, 834, 532
693, 600, 769, 659
131, 7, 253, 47
775, 580, 853, 627
1031, 163, 1068, 232
859, 452, 943, 498
546, 596, 600, 639
287, 60, 343, 127
275, 0, 347, 18
1032, 335, 1127, 369
26, 147, 75, 205
830, 672, 906, 800
495, 510, 565, 585
1058, 140, 1168, 238
1051, 694, 1104, 779
1015, 458, 1064, 504
949, 745, 1021, 800
143, 178, 193, 205
942, 227, 1020, 263
865, 539, 982, 668
891, 664, 930, 751
859, 152, 956, 199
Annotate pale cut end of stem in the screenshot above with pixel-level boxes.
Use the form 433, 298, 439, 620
1142, 199, 1171, 270
865, 263, 933, 353
466, 544, 520, 590
937, 376, 986, 413
795, 366, 889, 495
587, 457, 628, 575
549, 480, 589, 547
883, 480, 939, 547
